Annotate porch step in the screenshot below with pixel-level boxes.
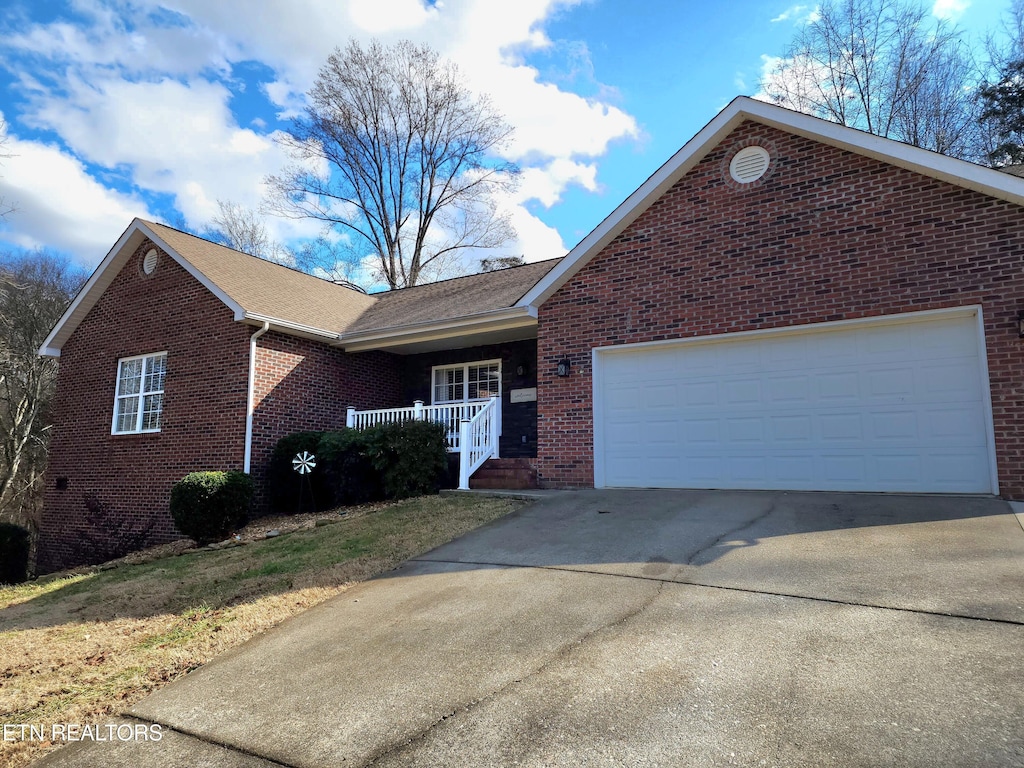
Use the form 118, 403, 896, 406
469, 458, 538, 490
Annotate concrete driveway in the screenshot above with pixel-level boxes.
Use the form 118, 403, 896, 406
38, 490, 1024, 768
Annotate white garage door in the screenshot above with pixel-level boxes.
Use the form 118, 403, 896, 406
593, 309, 995, 493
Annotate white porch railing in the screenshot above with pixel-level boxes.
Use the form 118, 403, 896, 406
346, 398, 499, 490
457, 397, 499, 490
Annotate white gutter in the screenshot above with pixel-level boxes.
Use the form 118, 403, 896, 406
243, 321, 270, 474
336, 305, 537, 351
242, 312, 340, 342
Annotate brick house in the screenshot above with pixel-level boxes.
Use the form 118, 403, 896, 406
39, 96, 1024, 571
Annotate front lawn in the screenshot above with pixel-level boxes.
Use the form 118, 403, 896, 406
0, 493, 521, 768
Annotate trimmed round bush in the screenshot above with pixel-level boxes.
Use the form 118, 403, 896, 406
170, 471, 253, 545
0, 523, 30, 584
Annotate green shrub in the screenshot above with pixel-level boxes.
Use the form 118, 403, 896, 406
317, 430, 381, 505
363, 420, 449, 499
268, 420, 449, 511
266, 431, 332, 513
170, 471, 254, 545
0, 523, 30, 584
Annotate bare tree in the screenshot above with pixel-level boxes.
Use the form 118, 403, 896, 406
206, 200, 291, 265
480, 255, 525, 272
0, 119, 14, 220
761, 0, 983, 159
266, 39, 519, 289
0, 252, 85, 533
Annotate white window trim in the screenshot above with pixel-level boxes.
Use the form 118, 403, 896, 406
431, 359, 502, 436
111, 351, 167, 435
430, 359, 502, 404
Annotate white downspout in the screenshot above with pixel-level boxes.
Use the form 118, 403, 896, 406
244, 321, 270, 474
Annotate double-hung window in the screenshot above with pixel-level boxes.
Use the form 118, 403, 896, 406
112, 352, 167, 434
432, 360, 501, 404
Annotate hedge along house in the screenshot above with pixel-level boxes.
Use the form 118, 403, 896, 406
39, 95, 1024, 571
38, 220, 558, 571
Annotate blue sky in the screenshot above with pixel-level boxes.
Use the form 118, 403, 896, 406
0, 0, 1011, 279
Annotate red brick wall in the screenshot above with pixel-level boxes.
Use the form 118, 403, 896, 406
249, 332, 401, 504
39, 239, 251, 571
537, 121, 1024, 497
39, 243, 403, 572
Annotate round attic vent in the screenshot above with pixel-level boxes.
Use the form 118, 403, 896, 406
142, 248, 158, 275
729, 146, 771, 183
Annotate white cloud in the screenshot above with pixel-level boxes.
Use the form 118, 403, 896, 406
0, 133, 152, 264
517, 160, 598, 209
1, 0, 641, 266
771, 4, 807, 22
348, 0, 438, 33
932, 0, 969, 20
771, 4, 820, 24
24, 76, 294, 228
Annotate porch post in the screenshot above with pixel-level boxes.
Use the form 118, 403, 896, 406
489, 396, 499, 459
414, 400, 424, 420
346, 406, 356, 429
459, 419, 471, 490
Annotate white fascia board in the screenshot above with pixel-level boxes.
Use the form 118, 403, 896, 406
519, 95, 1024, 309
336, 306, 536, 352
741, 98, 1024, 206
39, 219, 146, 357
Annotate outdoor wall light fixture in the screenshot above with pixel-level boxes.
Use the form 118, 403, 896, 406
556, 359, 572, 377
1019, 310, 1024, 338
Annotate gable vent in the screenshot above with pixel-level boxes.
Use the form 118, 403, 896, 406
729, 146, 770, 183
142, 248, 158, 275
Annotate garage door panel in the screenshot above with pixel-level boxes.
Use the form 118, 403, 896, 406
595, 312, 993, 493
817, 371, 862, 401
683, 418, 719, 444
770, 414, 814, 443
767, 375, 811, 403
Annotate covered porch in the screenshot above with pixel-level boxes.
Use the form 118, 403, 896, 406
341, 339, 540, 490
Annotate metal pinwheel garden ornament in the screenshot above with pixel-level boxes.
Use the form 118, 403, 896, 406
292, 451, 317, 512
292, 451, 317, 474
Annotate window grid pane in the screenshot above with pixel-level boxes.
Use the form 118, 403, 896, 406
118, 359, 142, 396
433, 367, 464, 403
468, 363, 500, 400
143, 355, 166, 393
116, 395, 140, 433
141, 393, 163, 430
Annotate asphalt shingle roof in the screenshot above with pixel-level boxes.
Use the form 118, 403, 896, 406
146, 221, 376, 334
145, 220, 561, 336
348, 259, 561, 333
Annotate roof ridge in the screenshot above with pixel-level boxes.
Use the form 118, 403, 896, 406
369, 256, 564, 296
141, 219, 375, 300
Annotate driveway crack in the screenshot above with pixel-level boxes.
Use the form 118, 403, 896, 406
362, 578, 666, 767
685, 501, 776, 565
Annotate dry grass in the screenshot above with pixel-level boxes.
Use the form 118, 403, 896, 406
0, 493, 522, 768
